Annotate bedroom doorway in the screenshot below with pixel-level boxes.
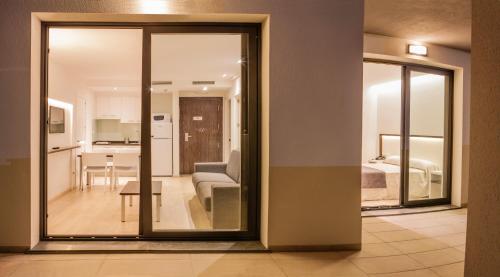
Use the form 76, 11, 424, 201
361, 61, 453, 210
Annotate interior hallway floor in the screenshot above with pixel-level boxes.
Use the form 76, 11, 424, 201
1, 208, 466, 276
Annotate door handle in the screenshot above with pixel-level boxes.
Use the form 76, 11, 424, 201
184, 132, 193, 142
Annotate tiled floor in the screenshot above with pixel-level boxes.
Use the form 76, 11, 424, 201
0, 209, 467, 276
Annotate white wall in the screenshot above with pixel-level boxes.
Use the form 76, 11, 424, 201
229, 77, 241, 152
151, 93, 173, 114
47, 61, 75, 149
408, 75, 445, 136
362, 62, 401, 162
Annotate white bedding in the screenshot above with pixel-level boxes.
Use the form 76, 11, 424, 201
362, 162, 428, 201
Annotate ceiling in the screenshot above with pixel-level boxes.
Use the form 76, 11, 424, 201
49, 28, 241, 95
365, 0, 471, 51
151, 34, 241, 93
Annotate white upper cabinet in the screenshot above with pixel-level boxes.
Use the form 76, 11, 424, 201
120, 96, 141, 123
95, 95, 141, 122
95, 95, 122, 119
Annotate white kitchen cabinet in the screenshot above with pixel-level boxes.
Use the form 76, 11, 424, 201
95, 95, 122, 119
120, 96, 141, 123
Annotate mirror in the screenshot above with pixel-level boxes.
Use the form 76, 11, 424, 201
49, 106, 65, 133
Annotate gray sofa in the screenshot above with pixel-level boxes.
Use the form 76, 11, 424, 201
192, 150, 241, 229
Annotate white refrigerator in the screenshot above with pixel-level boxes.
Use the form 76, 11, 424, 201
151, 121, 173, 176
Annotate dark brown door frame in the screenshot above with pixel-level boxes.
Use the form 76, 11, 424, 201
361, 59, 454, 210
39, 22, 261, 241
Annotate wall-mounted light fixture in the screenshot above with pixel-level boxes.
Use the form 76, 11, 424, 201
408, 44, 428, 56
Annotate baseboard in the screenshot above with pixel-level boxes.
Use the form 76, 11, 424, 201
268, 243, 361, 252
0, 246, 30, 253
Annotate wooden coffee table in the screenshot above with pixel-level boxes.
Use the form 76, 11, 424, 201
120, 181, 162, 222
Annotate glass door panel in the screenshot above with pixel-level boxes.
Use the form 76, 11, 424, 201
405, 68, 451, 204
141, 26, 258, 238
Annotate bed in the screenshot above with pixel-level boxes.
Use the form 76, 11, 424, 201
362, 133, 443, 202
362, 160, 429, 201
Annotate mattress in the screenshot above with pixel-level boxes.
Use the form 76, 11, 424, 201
362, 162, 428, 201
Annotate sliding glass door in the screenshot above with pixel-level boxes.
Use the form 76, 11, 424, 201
361, 61, 452, 210
402, 66, 452, 206
140, 25, 259, 239
41, 24, 259, 240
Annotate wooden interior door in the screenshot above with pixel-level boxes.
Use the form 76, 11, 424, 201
180, 97, 223, 174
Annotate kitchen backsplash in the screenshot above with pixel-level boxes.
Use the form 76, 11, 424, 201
93, 119, 141, 141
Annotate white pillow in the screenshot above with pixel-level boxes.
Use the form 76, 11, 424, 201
384, 155, 400, 166
409, 158, 439, 172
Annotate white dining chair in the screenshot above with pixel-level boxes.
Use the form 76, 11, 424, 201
81, 153, 110, 189
111, 153, 139, 190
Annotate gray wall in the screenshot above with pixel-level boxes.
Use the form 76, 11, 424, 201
0, 0, 364, 249
464, 0, 500, 275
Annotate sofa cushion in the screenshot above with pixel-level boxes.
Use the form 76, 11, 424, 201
196, 182, 213, 211
196, 182, 240, 212
192, 172, 235, 189
226, 150, 241, 182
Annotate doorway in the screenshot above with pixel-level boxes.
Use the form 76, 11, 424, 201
361, 61, 453, 210
180, 97, 223, 174
41, 24, 260, 240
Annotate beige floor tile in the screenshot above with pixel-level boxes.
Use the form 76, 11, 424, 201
453, 244, 466, 252
372, 230, 425, 242
435, 233, 467, 247
350, 255, 424, 274
388, 238, 449, 254
11, 260, 103, 277
412, 225, 463, 237
0, 254, 27, 262
98, 259, 193, 277
192, 259, 286, 277
362, 217, 388, 224
430, 262, 464, 277
408, 248, 465, 267
363, 232, 384, 244
0, 260, 23, 277
369, 269, 440, 277
191, 253, 272, 260
26, 254, 107, 260
271, 251, 341, 260
395, 218, 446, 229
105, 253, 189, 260
344, 243, 402, 258
363, 223, 406, 233
275, 258, 367, 277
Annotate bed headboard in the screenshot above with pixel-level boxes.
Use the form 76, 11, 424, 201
379, 134, 444, 169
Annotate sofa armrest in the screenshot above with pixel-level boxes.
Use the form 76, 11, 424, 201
211, 183, 241, 229
194, 162, 227, 173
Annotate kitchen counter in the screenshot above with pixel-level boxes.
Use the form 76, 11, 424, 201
48, 145, 81, 154
93, 141, 140, 146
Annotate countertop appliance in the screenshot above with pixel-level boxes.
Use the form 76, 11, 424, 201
151, 113, 173, 176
